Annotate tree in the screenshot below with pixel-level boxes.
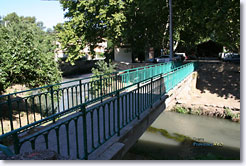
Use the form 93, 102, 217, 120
3, 12, 20, 24
0, 13, 61, 93
173, 0, 239, 53
57, 0, 168, 63
57, 0, 239, 64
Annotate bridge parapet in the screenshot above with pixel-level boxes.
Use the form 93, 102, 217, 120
0, 62, 182, 135
0, 62, 197, 160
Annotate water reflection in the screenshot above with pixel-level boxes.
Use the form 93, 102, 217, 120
124, 111, 240, 160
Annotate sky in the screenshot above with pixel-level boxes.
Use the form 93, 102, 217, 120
0, 0, 66, 29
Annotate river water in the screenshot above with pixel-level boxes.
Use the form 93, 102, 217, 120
62, 73, 93, 83
123, 111, 240, 160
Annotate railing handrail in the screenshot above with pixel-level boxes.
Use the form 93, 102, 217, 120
0, 62, 194, 140
0, 62, 172, 98
0, 61, 184, 135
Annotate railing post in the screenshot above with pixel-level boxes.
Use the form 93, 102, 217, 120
100, 75, 103, 103
116, 91, 120, 136
137, 69, 139, 82
115, 73, 118, 92
151, 78, 153, 108
13, 133, 20, 154
144, 68, 146, 80
79, 80, 83, 104
137, 83, 140, 120
7, 95, 14, 131
160, 74, 162, 99
82, 104, 88, 159
127, 71, 130, 86
152, 66, 154, 77
50, 86, 55, 123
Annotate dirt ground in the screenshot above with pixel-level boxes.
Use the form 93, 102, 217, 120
173, 61, 240, 121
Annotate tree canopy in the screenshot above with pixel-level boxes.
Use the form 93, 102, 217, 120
0, 13, 61, 93
57, 0, 239, 63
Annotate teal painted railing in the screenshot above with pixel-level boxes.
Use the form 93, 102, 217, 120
0, 62, 182, 135
0, 62, 196, 159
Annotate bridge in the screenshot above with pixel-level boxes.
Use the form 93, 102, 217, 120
0, 62, 197, 159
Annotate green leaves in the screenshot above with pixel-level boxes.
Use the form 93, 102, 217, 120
91, 60, 116, 76
175, 0, 239, 53
91, 60, 116, 95
57, 0, 239, 63
0, 13, 61, 93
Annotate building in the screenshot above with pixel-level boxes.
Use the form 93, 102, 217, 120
55, 40, 107, 61
114, 46, 154, 63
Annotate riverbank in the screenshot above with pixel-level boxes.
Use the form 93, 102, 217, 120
169, 62, 240, 122
169, 104, 240, 123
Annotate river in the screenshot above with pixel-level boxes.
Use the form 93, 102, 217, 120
123, 111, 240, 160
62, 73, 93, 83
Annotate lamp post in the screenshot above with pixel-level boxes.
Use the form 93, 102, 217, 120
169, 0, 173, 59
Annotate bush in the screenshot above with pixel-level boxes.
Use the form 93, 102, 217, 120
174, 106, 189, 114
90, 60, 116, 96
0, 13, 61, 94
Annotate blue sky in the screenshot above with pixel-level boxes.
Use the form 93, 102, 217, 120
0, 0, 66, 29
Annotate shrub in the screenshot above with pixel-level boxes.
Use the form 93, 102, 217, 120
174, 106, 189, 114
90, 60, 116, 96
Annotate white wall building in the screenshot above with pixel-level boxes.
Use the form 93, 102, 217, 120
114, 47, 154, 63
55, 40, 107, 61
114, 47, 132, 63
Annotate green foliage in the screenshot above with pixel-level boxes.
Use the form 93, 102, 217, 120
96, 52, 105, 58
224, 107, 239, 119
172, 106, 202, 115
90, 60, 116, 95
57, 0, 239, 63
0, 13, 62, 93
92, 60, 116, 78
173, 106, 189, 114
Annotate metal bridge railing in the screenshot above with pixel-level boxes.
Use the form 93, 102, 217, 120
0, 62, 182, 135
0, 62, 196, 159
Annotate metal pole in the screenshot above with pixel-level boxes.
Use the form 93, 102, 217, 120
117, 91, 120, 136
169, 0, 173, 59
79, 80, 83, 104
82, 104, 88, 159
137, 83, 140, 120
100, 75, 103, 103
13, 133, 20, 154
160, 74, 162, 99
50, 86, 55, 123
151, 78, 153, 108
115, 73, 118, 91
7, 95, 14, 131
